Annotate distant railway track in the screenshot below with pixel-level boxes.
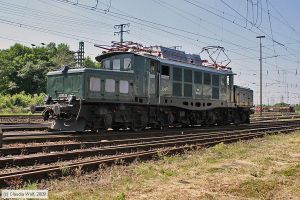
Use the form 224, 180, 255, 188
0, 120, 300, 187
1, 123, 48, 131
251, 114, 300, 122
0, 115, 43, 124
253, 111, 297, 115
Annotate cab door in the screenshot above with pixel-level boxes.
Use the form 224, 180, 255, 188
148, 60, 160, 104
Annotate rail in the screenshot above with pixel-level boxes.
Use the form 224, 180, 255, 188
0, 126, 2, 148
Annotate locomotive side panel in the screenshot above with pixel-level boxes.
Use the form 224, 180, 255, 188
158, 61, 236, 111
85, 70, 135, 102
234, 86, 253, 107
47, 71, 84, 100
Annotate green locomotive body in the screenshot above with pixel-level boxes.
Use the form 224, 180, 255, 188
38, 45, 253, 131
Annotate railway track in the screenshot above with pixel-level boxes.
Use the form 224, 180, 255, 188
0, 120, 300, 187
0, 124, 275, 155
2, 120, 300, 145
0, 124, 299, 167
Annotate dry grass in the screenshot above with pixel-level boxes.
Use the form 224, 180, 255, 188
32, 131, 300, 200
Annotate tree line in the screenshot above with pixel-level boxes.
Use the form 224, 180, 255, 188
0, 43, 99, 95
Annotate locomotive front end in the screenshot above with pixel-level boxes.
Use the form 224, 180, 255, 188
31, 67, 86, 131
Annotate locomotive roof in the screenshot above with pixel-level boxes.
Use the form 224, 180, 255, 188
95, 51, 234, 75
47, 67, 133, 75
48, 51, 235, 76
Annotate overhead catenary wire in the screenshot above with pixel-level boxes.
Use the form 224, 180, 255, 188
0, 0, 299, 104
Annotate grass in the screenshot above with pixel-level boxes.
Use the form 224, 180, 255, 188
27, 131, 300, 199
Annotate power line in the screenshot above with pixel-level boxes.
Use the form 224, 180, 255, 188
50, 0, 296, 76
216, 0, 300, 64
0, 18, 107, 44
51, 0, 271, 54
218, 0, 283, 46
49, 0, 300, 69
1, 0, 299, 69
267, 1, 300, 37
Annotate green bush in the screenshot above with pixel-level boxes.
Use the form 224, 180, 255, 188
295, 105, 300, 113
0, 92, 45, 114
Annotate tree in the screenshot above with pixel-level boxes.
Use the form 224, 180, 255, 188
50, 43, 75, 70
274, 102, 290, 107
83, 56, 101, 69
0, 42, 75, 94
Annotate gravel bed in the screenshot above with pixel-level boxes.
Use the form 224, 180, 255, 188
2, 140, 80, 148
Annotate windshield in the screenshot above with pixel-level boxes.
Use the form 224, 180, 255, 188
101, 55, 132, 71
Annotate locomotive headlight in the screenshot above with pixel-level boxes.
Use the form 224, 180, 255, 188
68, 95, 76, 104
44, 95, 52, 104
53, 104, 60, 115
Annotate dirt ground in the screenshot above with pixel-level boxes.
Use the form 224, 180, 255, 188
29, 131, 300, 200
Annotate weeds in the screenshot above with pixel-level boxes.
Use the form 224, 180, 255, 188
237, 178, 277, 199
114, 192, 126, 200
207, 167, 225, 173
281, 164, 300, 177
159, 168, 176, 177
60, 166, 71, 176
0, 92, 45, 114
43, 132, 300, 199
22, 181, 38, 189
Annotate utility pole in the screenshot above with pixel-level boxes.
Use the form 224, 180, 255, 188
114, 23, 130, 45
287, 84, 289, 104
77, 41, 84, 66
256, 35, 265, 116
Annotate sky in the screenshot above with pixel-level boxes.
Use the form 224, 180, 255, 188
0, 0, 300, 105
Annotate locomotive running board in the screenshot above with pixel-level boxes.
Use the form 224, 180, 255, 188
49, 119, 86, 131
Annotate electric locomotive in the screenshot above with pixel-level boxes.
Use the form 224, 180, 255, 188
33, 42, 253, 131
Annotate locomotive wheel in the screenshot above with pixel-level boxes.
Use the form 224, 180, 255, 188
189, 112, 198, 125
232, 111, 241, 125
241, 112, 249, 123
131, 114, 147, 132
206, 111, 216, 125
103, 114, 113, 129
167, 113, 175, 125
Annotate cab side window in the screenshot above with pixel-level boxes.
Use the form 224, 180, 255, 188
150, 60, 157, 74
123, 58, 132, 71
119, 80, 129, 93
103, 60, 110, 69
90, 77, 101, 92
113, 59, 121, 70
204, 73, 211, 85
105, 79, 115, 93
173, 67, 182, 97
161, 65, 170, 78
